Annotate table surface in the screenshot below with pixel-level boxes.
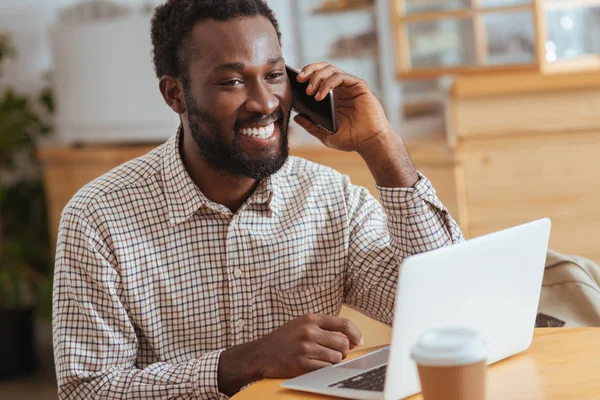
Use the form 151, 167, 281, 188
232, 328, 600, 400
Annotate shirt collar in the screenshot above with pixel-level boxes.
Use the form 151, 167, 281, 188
249, 170, 281, 216
161, 127, 281, 225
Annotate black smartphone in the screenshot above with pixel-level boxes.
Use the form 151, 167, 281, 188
286, 65, 337, 133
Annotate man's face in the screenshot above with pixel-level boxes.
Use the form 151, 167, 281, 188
181, 16, 292, 180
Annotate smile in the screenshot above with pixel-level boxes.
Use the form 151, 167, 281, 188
239, 122, 276, 139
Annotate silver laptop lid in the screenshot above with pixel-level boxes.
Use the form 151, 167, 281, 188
384, 218, 551, 400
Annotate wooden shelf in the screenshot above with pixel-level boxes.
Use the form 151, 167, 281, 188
544, 0, 600, 11
312, 0, 374, 15
400, 3, 532, 23
451, 69, 600, 98
396, 63, 536, 80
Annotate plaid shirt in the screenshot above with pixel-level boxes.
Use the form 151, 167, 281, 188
52, 129, 463, 400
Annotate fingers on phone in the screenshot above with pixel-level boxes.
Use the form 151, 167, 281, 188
306, 65, 337, 96
298, 62, 329, 81
316, 72, 345, 101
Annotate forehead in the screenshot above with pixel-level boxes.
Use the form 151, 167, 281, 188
187, 15, 281, 70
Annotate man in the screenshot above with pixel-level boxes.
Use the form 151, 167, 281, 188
52, 0, 463, 398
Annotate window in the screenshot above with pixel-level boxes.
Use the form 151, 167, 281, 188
392, 0, 600, 77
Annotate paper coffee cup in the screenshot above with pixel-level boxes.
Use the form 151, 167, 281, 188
411, 327, 488, 400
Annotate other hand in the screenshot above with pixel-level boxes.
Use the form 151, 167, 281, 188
256, 313, 363, 379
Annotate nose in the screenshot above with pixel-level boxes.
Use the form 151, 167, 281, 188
245, 80, 279, 115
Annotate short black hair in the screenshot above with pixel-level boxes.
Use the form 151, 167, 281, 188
150, 0, 282, 81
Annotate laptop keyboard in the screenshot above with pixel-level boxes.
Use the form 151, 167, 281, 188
328, 365, 387, 392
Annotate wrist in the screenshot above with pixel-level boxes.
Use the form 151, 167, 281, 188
357, 127, 397, 162
218, 339, 265, 396
358, 129, 419, 188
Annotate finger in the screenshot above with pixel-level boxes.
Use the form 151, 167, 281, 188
301, 359, 332, 373
306, 65, 338, 96
297, 62, 330, 82
293, 114, 330, 145
316, 315, 363, 347
314, 72, 353, 101
317, 330, 351, 359
309, 344, 344, 365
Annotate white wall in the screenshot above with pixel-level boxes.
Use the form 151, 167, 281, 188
0, 0, 151, 92
0, 0, 58, 92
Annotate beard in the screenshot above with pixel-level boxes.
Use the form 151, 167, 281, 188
184, 90, 290, 180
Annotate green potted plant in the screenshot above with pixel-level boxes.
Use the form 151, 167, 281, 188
0, 30, 54, 378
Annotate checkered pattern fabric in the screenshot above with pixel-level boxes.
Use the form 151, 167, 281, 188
52, 129, 464, 399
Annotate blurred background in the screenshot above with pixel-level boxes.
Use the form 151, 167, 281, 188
1, 0, 600, 398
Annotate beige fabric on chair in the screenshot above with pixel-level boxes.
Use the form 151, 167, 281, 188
537, 250, 600, 327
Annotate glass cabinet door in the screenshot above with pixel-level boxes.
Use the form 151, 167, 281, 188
406, 18, 476, 69
541, 0, 600, 73
483, 10, 535, 65
393, 0, 537, 77
393, 0, 600, 78
393, 0, 538, 78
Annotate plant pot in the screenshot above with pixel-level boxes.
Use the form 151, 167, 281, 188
0, 307, 39, 378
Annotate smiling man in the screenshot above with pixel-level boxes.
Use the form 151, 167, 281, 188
52, 0, 464, 399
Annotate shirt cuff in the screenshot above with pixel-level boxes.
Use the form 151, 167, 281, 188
376, 172, 446, 218
193, 349, 229, 400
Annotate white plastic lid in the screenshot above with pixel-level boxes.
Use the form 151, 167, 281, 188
411, 327, 488, 367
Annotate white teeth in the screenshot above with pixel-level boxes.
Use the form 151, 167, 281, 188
240, 122, 275, 139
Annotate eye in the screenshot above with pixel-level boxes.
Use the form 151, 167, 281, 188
221, 79, 244, 86
266, 72, 284, 80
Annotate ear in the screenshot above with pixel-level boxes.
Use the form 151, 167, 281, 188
159, 75, 186, 114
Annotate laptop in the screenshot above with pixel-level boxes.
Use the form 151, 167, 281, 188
281, 218, 551, 400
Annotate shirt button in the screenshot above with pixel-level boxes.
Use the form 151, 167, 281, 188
234, 268, 243, 278
236, 319, 245, 329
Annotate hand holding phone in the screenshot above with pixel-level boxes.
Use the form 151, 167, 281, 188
286, 65, 337, 133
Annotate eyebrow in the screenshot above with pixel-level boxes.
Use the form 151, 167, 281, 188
215, 56, 284, 71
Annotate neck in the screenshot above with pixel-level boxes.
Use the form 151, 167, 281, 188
180, 127, 258, 213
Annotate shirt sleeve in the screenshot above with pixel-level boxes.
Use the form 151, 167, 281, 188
343, 172, 464, 326
52, 206, 229, 400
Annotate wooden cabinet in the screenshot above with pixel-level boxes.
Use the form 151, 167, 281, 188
459, 131, 600, 263
448, 70, 600, 264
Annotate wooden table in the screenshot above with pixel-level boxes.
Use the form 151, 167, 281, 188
232, 328, 600, 400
